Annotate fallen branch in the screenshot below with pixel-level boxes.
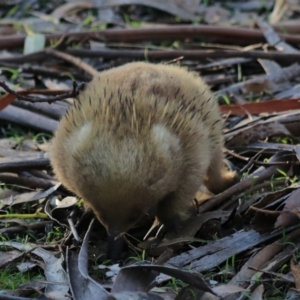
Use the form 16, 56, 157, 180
0, 173, 58, 190
0, 157, 50, 173
2, 48, 300, 67
66, 48, 300, 63
0, 105, 58, 132
1, 25, 300, 49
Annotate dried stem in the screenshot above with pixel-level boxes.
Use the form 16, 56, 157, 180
0, 81, 85, 104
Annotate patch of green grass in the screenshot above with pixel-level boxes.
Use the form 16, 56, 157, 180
82, 13, 94, 26
263, 282, 290, 300
246, 92, 255, 102
192, 16, 203, 25
0, 267, 32, 290
49, 38, 59, 47
270, 136, 297, 145
127, 248, 146, 262
4, 5, 19, 18
2, 123, 33, 142
45, 226, 66, 244
123, 14, 141, 28
276, 169, 292, 181
165, 277, 187, 294
90, 24, 107, 30
241, 292, 253, 299
33, 132, 53, 143
2, 123, 53, 148
0, 267, 42, 290
89, 254, 112, 279
0, 267, 28, 290
0, 67, 22, 81
221, 94, 231, 105
6, 234, 31, 245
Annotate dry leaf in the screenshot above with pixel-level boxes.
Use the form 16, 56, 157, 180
241, 78, 277, 94
291, 256, 300, 292
275, 188, 300, 228
0, 93, 16, 111
226, 121, 291, 147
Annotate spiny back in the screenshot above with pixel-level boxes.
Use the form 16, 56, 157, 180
60, 62, 221, 144
50, 62, 225, 235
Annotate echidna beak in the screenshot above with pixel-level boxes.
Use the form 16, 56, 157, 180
107, 231, 125, 261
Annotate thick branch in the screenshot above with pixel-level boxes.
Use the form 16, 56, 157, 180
1, 25, 300, 49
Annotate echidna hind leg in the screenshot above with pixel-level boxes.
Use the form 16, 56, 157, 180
205, 149, 237, 194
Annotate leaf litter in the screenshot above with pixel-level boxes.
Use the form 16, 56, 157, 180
0, 0, 300, 299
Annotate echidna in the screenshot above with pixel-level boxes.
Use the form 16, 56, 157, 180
50, 62, 236, 258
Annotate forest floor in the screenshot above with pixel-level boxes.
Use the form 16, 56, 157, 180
0, 1, 300, 299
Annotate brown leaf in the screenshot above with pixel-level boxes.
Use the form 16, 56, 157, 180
275, 188, 300, 228
291, 256, 300, 291
219, 99, 300, 115
226, 121, 291, 147
250, 186, 300, 233
0, 88, 70, 111
0, 92, 15, 111
241, 77, 277, 94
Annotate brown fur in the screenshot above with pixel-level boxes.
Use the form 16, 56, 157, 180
50, 62, 236, 237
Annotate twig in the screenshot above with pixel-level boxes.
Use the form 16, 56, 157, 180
67, 216, 81, 243
226, 148, 300, 166
249, 206, 282, 214
46, 48, 99, 77
0, 173, 58, 189
0, 81, 85, 104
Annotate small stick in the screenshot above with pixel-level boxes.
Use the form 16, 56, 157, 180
225, 148, 300, 166
0, 81, 85, 104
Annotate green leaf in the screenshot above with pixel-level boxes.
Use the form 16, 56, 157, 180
23, 33, 46, 54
